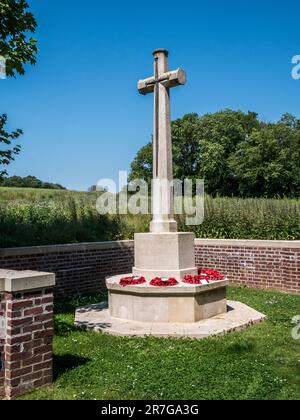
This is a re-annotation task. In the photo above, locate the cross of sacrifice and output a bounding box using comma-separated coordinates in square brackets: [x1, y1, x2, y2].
[138, 49, 186, 234]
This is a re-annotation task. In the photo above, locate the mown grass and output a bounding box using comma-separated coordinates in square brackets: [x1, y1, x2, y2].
[20, 287, 300, 401]
[0, 188, 300, 247]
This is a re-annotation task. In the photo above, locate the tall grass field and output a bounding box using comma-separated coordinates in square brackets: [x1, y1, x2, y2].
[0, 187, 299, 248]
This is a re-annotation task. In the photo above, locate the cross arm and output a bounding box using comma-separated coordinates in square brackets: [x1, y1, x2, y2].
[138, 68, 187, 95]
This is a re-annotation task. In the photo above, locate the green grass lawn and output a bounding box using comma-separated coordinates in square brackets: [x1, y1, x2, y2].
[20, 287, 300, 401]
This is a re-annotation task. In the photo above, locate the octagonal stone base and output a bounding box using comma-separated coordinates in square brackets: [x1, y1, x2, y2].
[106, 275, 229, 324]
[75, 301, 266, 339]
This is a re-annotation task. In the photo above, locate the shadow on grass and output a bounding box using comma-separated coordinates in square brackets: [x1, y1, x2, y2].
[227, 339, 256, 354]
[53, 354, 91, 381]
[54, 318, 82, 336]
[54, 293, 108, 315]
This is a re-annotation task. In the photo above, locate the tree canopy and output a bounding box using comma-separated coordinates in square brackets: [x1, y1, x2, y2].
[129, 110, 300, 198]
[0, 114, 22, 179]
[0, 0, 37, 77]
[0, 175, 66, 190]
[0, 0, 37, 180]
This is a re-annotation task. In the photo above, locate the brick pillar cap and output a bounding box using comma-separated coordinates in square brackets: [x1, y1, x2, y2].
[0, 270, 55, 293]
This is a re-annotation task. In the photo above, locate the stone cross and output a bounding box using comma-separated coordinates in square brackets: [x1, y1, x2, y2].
[138, 49, 186, 233]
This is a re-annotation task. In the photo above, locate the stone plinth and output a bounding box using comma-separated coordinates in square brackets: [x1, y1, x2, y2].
[133, 233, 198, 281]
[75, 301, 267, 339]
[107, 275, 228, 324]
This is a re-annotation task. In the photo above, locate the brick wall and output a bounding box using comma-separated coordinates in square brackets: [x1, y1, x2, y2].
[0, 242, 134, 299]
[0, 293, 5, 397]
[0, 240, 299, 297]
[0, 269, 55, 400]
[4, 289, 54, 399]
[195, 240, 300, 294]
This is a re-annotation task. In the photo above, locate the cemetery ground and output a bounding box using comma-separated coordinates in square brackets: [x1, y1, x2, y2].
[20, 287, 300, 401]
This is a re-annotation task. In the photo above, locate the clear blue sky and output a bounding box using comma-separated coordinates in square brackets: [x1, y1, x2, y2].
[1, 0, 300, 191]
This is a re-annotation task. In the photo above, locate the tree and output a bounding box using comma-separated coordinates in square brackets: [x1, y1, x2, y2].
[172, 113, 201, 181]
[129, 143, 153, 186]
[0, 0, 37, 180]
[129, 114, 202, 186]
[0, 174, 66, 189]
[0, 114, 22, 179]
[0, 0, 37, 78]
[195, 110, 259, 196]
[229, 123, 300, 198]
[129, 110, 300, 198]
[279, 113, 299, 129]
[129, 110, 260, 196]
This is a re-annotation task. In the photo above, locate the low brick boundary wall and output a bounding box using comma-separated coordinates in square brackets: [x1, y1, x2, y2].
[0, 239, 299, 297]
[0, 242, 134, 299]
[195, 240, 300, 294]
[0, 270, 55, 399]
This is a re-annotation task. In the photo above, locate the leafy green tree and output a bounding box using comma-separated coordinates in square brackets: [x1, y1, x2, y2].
[129, 110, 300, 198]
[129, 110, 260, 196]
[0, 0, 37, 180]
[172, 113, 201, 181]
[196, 110, 260, 196]
[130, 114, 202, 185]
[229, 123, 300, 197]
[0, 114, 22, 179]
[129, 143, 153, 186]
[1, 175, 66, 189]
[0, 0, 37, 77]
[279, 113, 299, 129]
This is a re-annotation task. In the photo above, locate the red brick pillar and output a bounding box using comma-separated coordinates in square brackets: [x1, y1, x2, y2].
[0, 292, 5, 397]
[0, 270, 55, 399]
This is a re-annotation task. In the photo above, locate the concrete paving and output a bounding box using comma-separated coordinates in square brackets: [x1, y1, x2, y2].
[75, 301, 266, 339]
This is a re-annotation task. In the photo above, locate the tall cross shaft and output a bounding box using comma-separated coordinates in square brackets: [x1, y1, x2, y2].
[138, 49, 186, 233]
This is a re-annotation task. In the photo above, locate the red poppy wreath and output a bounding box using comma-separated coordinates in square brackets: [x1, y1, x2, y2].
[119, 276, 147, 287]
[150, 278, 179, 287]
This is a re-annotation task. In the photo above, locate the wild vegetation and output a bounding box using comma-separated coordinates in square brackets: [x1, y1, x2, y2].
[0, 187, 299, 248]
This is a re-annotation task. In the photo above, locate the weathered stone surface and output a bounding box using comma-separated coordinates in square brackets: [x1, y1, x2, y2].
[133, 232, 197, 280]
[138, 68, 186, 95]
[139, 49, 187, 234]
[106, 275, 229, 323]
[75, 301, 266, 339]
[0, 269, 55, 292]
